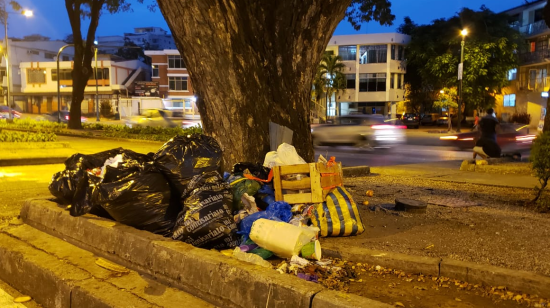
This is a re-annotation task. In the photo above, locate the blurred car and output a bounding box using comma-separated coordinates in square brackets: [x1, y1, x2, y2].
[37, 111, 87, 123]
[312, 115, 406, 148]
[402, 113, 421, 128]
[439, 123, 535, 152]
[437, 114, 457, 126]
[421, 113, 441, 126]
[0, 106, 21, 119]
[125, 109, 177, 128]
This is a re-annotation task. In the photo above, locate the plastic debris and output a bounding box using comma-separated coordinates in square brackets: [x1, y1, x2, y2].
[232, 247, 272, 268]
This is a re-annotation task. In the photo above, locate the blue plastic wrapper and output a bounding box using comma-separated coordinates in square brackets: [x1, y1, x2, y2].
[238, 201, 292, 236]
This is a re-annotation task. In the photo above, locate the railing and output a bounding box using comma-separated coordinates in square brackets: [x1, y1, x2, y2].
[522, 76, 550, 92]
[518, 20, 549, 36]
[519, 48, 550, 64]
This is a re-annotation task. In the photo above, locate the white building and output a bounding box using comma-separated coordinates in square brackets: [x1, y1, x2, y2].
[18, 55, 150, 114]
[1, 39, 74, 102]
[325, 33, 410, 118]
[98, 27, 176, 53]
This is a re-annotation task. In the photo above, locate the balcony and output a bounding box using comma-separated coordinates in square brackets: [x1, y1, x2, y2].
[519, 76, 550, 92]
[519, 49, 550, 65]
[516, 20, 549, 37]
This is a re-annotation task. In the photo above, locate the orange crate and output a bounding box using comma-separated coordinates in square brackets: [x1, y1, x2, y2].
[272, 162, 343, 204]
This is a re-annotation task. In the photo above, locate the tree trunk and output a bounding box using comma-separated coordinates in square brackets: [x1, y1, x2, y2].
[157, 0, 351, 168]
[65, 0, 104, 129]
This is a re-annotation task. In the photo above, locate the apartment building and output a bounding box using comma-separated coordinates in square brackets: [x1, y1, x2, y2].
[503, 0, 548, 129]
[18, 55, 150, 114]
[324, 33, 410, 118]
[1, 39, 74, 105]
[144, 49, 197, 117]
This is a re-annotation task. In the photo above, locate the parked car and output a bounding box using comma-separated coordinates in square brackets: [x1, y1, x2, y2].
[0, 106, 21, 119]
[37, 111, 87, 123]
[311, 115, 406, 148]
[125, 109, 177, 128]
[437, 114, 455, 126]
[421, 113, 441, 126]
[439, 123, 535, 152]
[402, 113, 421, 128]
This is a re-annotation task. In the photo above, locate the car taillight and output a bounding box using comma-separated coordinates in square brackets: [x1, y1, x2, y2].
[459, 138, 474, 141]
[65, 115, 69, 120]
[371, 124, 406, 130]
[440, 136, 458, 140]
[516, 135, 536, 141]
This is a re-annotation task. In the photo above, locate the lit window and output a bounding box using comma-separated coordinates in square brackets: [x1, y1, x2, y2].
[503, 94, 516, 107]
[507, 68, 517, 81]
[359, 45, 387, 64]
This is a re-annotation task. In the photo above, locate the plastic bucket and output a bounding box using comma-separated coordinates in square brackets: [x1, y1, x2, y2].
[250, 219, 316, 258]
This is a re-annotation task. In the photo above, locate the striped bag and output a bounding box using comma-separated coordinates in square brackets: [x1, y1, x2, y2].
[310, 186, 364, 237]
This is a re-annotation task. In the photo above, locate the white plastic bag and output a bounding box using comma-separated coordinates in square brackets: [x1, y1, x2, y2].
[277, 143, 306, 165]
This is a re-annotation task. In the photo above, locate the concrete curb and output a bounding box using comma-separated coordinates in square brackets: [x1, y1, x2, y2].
[0, 157, 67, 166]
[342, 166, 370, 177]
[20, 198, 392, 308]
[322, 245, 550, 299]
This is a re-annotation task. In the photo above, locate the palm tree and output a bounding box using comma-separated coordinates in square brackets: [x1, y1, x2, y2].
[312, 67, 326, 121]
[319, 54, 346, 118]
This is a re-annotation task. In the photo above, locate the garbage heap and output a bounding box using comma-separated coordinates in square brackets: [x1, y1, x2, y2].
[48, 134, 365, 286]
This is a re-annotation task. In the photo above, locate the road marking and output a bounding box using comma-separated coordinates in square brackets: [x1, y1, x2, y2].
[0, 288, 27, 308]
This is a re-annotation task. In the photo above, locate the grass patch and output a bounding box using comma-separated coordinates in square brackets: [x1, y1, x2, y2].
[0, 130, 58, 142]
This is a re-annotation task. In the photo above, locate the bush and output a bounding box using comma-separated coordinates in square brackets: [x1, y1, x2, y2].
[0, 130, 57, 142]
[511, 112, 531, 125]
[0, 118, 67, 132]
[100, 100, 112, 117]
[529, 132, 550, 212]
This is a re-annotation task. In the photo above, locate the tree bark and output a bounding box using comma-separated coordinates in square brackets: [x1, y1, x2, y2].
[157, 0, 351, 168]
[65, 0, 105, 129]
[544, 96, 550, 133]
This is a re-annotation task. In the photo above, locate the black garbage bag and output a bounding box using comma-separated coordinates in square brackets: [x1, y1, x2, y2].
[231, 163, 271, 182]
[153, 134, 222, 196]
[172, 171, 240, 250]
[91, 162, 179, 236]
[64, 148, 153, 171]
[69, 169, 113, 218]
[48, 169, 78, 205]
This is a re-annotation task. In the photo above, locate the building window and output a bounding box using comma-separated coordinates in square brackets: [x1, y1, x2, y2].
[62, 56, 70, 61]
[51, 69, 72, 81]
[397, 73, 402, 89]
[28, 69, 46, 84]
[398, 45, 404, 60]
[503, 94, 516, 107]
[390, 73, 395, 89]
[345, 74, 355, 89]
[359, 45, 387, 64]
[152, 65, 159, 77]
[338, 45, 357, 61]
[93, 68, 109, 80]
[169, 76, 188, 91]
[168, 55, 185, 68]
[359, 73, 386, 92]
[27, 50, 39, 55]
[507, 68, 517, 81]
[535, 8, 544, 22]
[391, 45, 396, 60]
[45, 53, 56, 60]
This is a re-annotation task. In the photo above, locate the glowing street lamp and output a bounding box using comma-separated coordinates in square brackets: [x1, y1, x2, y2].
[457, 28, 468, 132]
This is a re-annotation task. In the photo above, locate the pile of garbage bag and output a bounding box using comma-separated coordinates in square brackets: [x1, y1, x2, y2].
[49, 139, 365, 279]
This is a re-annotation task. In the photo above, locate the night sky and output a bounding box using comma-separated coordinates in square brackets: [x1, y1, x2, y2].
[9, 0, 526, 41]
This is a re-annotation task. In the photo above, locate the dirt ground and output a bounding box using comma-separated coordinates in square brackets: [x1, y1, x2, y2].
[320, 174, 550, 278]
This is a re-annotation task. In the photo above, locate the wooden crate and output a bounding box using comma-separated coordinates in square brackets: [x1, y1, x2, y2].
[272, 162, 343, 204]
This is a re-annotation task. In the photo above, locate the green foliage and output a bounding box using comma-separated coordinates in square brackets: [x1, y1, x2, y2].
[318, 54, 347, 117]
[510, 112, 531, 125]
[433, 87, 459, 110]
[530, 132, 550, 211]
[100, 100, 113, 117]
[0, 118, 67, 132]
[0, 130, 57, 142]
[346, 0, 395, 30]
[401, 7, 522, 114]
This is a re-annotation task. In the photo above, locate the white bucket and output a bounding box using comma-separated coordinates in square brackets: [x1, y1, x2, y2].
[250, 219, 317, 258]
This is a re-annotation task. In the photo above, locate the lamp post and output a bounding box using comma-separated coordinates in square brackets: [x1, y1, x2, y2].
[457, 29, 468, 132]
[2, 2, 33, 119]
[56, 44, 74, 123]
[94, 41, 99, 122]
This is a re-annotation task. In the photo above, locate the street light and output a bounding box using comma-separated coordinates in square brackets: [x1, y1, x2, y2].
[56, 44, 74, 123]
[457, 28, 468, 132]
[3, 2, 33, 119]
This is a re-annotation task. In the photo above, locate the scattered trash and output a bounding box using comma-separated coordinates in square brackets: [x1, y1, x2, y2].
[13, 296, 32, 303]
[297, 272, 319, 283]
[366, 190, 374, 197]
[238, 201, 292, 237]
[425, 244, 435, 250]
[250, 219, 317, 258]
[301, 240, 322, 260]
[362, 200, 369, 206]
[232, 247, 272, 268]
[95, 257, 129, 273]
